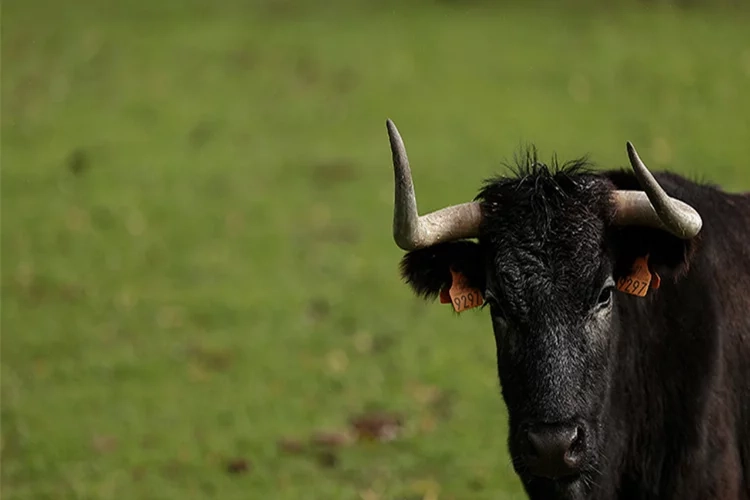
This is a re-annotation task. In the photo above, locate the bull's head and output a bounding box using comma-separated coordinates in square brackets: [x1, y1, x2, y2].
[386, 119, 702, 499]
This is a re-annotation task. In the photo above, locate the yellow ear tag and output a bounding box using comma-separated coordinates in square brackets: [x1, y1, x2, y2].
[444, 269, 484, 312]
[616, 255, 657, 297]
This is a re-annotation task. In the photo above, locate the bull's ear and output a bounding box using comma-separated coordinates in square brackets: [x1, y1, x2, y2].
[399, 241, 485, 300]
[608, 226, 697, 284]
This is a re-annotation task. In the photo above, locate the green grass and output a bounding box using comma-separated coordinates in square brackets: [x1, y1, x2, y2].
[2, 1, 749, 498]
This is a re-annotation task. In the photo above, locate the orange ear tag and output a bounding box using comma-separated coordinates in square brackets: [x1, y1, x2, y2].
[616, 255, 654, 297]
[444, 269, 484, 312]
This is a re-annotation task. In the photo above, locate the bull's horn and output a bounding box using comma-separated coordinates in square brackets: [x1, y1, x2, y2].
[612, 142, 702, 239]
[387, 119, 482, 251]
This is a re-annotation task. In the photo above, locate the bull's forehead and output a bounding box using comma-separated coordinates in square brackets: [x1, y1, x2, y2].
[481, 190, 607, 322]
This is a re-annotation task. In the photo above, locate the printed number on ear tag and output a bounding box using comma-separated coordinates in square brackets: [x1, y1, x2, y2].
[616, 255, 653, 297]
[447, 269, 484, 312]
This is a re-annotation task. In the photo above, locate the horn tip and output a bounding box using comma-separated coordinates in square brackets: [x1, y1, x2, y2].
[386, 119, 404, 153]
[625, 141, 642, 166]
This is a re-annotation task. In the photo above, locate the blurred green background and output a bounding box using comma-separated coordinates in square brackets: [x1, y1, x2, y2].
[2, 0, 749, 498]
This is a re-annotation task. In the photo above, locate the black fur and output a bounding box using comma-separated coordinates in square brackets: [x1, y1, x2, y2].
[399, 241, 484, 301]
[398, 148, 750, 500]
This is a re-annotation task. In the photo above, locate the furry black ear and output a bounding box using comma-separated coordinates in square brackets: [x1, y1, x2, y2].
[399, 241, 485, 300]
[603, 169, 698, 285]
[608, 226, 696, 285]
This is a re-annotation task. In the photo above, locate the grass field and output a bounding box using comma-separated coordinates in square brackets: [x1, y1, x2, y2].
[2, 0, 749, 498]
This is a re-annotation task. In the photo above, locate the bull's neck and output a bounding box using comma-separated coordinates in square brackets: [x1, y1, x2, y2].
[603, 266, 721, 494]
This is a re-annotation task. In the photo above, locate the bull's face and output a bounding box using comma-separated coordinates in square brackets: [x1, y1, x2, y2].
[480, 183, 617, 497]
[385, 120, 701, 499]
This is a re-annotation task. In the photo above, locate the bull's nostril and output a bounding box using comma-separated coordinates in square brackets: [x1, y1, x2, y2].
[569, 426, 580, 444]
[524, 423, 586, 479]
[568, 426, 583, 450]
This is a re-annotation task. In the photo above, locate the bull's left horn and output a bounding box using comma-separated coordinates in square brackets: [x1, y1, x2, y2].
[611, 142, 702, 239]
[387, 119, 482, 251]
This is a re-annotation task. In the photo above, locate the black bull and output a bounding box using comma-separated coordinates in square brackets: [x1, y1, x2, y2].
[385, 120, 750, 500]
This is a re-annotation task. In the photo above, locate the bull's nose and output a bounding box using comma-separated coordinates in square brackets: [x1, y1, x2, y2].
[525, 424, 584, 478]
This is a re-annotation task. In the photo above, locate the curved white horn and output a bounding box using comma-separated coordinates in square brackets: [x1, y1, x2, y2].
[612, 142, 702, 239]
[387, 119, 482, 251]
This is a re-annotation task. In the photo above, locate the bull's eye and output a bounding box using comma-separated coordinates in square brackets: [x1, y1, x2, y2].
[597, 285, 614, 308]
